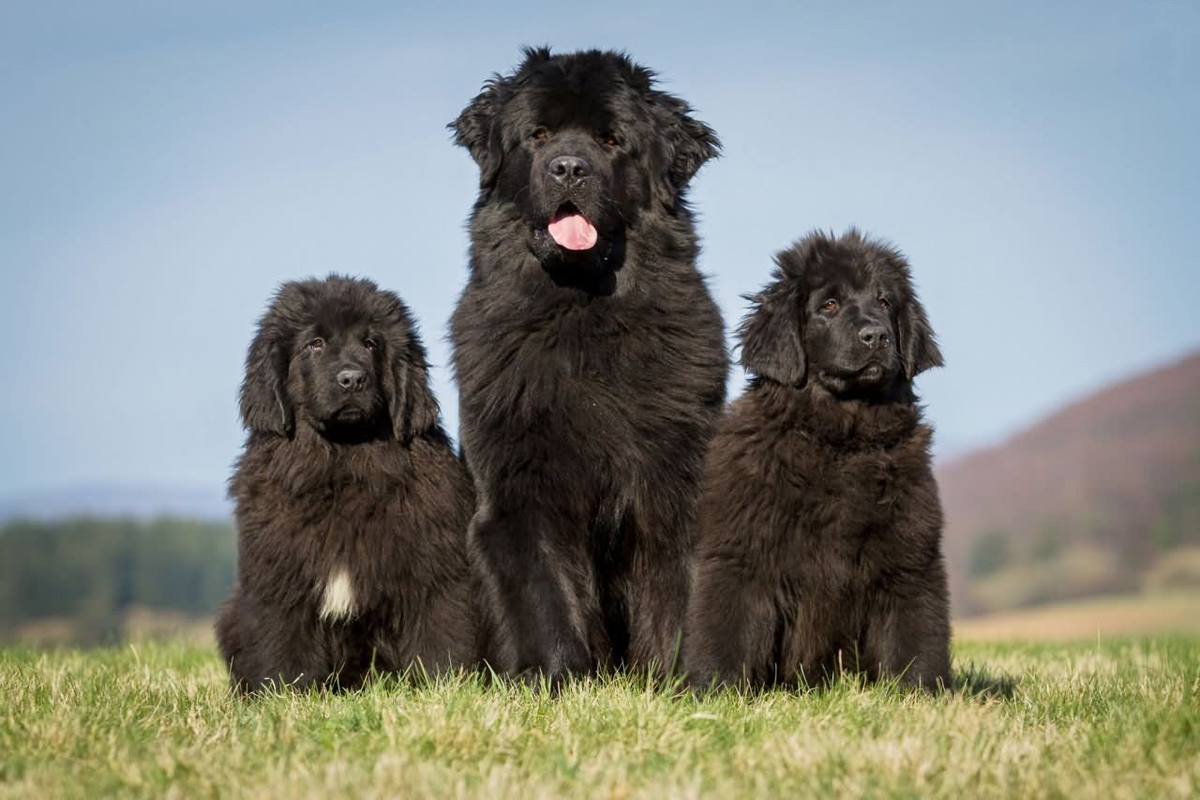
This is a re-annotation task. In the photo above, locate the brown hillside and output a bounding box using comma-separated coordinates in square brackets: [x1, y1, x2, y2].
[938, 351, 1200, 615]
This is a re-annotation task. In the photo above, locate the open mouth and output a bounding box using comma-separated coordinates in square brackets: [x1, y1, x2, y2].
[857, 363, 886, 381]
[547, 202, 598, 251]
[332, 405, 368, 423]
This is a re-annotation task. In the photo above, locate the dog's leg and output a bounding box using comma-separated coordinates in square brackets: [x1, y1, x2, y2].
[679, 552, 780, 691]
[470, 503, 597, 689]
[402, 583, 480, 678]
[622, 517, 691, 677]
[616, 446, 706, 678]
[218, 593, 337, 693]
[861, 561, 952, 691]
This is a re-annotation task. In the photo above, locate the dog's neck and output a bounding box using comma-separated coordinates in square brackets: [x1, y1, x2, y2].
[278, 419, 396, 455]
[251, 423, 409, 498]
[752, 378, 924, 449]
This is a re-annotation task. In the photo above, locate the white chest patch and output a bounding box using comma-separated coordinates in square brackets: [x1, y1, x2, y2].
[319, 568, 357, 622]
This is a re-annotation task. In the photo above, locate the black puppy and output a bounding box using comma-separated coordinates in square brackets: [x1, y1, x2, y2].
[683, 229, 951, 691]
[216, 276, 477, 692]
[449, 48, 728, 684]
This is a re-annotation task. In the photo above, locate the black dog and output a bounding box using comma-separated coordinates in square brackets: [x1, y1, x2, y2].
[683, 229, 951, 691]
[216, 276, 477, 692]
[449, 48, 728, 684]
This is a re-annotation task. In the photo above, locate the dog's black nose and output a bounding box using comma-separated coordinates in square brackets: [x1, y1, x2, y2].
[549, 155, 590, 186]
[336, 368, 367, 392]
[859, 325, 890, 348]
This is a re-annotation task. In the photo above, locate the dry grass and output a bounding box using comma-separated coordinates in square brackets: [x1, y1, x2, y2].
[954, 589, 1200, 640]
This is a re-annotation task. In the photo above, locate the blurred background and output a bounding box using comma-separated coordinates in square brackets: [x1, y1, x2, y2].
[2, 1, 1197, 645]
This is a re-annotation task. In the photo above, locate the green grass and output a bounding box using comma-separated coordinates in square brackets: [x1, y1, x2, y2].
[2, 639, 1198, 798]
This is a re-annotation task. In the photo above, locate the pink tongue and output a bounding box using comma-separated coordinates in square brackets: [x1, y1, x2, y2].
[548, 213, 598, 251]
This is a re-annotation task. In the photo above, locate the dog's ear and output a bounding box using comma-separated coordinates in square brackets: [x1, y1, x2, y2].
[666, 102, 720, 193]
[898, 292, 944, 380]
[389, 360, 440, 445]
[739, 268, 805, 386]
[385, 339, 440, 445]
[450, 79, 504, 188]
[240, 319, 294, 437]
[652, 92, 720, 195]
[620, 56, 719, 201]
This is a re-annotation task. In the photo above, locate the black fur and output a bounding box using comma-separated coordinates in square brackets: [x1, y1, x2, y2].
[216, 276, 477, 692]
[683, 229, 951, 691]
[448, 48, 728, 685]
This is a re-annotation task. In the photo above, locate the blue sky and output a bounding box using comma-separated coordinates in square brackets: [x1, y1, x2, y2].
[1, 1, 1198, 497]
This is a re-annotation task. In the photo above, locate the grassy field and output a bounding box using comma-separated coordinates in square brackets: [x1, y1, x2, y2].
[2, 639, 1198, 798]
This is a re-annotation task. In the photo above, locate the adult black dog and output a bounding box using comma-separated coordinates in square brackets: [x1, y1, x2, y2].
[448, 47, 728, 684]
[216, 276, 477, 692]
[683, 229, 951, 691]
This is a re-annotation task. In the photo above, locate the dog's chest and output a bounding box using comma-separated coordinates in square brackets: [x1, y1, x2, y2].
[318, 568, 358, 622]
[796, 446, 914, 567]
[545, 320, 676, 383]
[274, 498, 405, 619]
[472, 312, 711, 431]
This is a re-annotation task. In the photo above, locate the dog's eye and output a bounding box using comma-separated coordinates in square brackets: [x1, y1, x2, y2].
[879, 296, 891, 310]
[601, 132, 620, 147]
[363, 338, 378, 351]
[308, 338, 325, 351]
[821, 299, 839, 313]
[530, 127, 548, 142]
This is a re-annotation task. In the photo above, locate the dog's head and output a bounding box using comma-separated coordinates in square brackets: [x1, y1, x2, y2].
[240, 275, 439, 443]
[450, 46, 720, 273]
[739, 229, 943, 396]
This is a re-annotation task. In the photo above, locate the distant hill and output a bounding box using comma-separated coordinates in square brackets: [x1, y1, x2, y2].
[938, 351, 1200, 616]
[0, 483, 232, 523]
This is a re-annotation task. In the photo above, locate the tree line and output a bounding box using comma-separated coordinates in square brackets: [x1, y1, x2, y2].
[0, 517, 235, 645]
